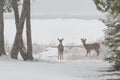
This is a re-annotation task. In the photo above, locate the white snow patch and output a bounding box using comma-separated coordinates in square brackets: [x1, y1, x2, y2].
[2, 19, 120, 80]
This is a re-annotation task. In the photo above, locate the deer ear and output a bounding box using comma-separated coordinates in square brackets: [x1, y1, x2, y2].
[62, 38, 64, 40]
[58, 38, 60, 40]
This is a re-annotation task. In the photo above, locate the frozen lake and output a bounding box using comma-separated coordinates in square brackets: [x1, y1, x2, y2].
[4, 19, 105, 45]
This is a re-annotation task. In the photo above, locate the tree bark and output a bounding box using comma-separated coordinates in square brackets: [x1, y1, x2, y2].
[11, 0, 19, 27]
[0, 0, 6, 56]
[11, 0, 27, 60]
[26, 0, 33, 60]
[11, 0, 33, 60]
[10, 0, 27, 59]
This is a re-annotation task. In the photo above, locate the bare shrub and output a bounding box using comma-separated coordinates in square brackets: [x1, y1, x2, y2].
[32, 43, 49, 54]
[66, 47, 81, 60]
[5, 40, 11, 53]
[67, 53, 81, 60]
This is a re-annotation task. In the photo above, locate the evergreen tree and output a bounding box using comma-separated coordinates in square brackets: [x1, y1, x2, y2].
[93, 0, 120, 70]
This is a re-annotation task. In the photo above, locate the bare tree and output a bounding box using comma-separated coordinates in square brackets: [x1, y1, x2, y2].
[10, 0, 27, 59]
[11, 0, 27, 60]
[26, 0, 33, 60]
[0, 0, 6, 56]
[11, 0, 33, 60]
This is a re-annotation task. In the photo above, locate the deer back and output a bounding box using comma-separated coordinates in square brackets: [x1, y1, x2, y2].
[84, 43, 100, 50]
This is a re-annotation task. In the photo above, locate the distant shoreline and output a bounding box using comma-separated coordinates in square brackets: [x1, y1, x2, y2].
[4, 14, 103, 20]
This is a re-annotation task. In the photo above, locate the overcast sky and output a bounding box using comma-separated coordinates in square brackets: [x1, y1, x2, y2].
[5, 0, 102, 19]
[31, 0, 101, 16]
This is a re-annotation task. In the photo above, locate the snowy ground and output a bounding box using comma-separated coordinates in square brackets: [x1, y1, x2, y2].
[0, 55, 120, 80]
[1, 46, 120, 80]
[1, 19, 120, 80]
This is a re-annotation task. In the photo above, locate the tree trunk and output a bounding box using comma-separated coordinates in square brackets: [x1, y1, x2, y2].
[11, 0, 33, 60]
[10, 0, 27, 59]
[26, 0, 33, 60]
[0, 0, 6, 56]
[11, 0, 19, 27]
[11, 0, 27, 60]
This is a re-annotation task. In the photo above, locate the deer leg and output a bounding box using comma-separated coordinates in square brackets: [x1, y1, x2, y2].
[86, 51, 89, 57]
[58, 54, 59, 60]
[89, 51, 91, 56]
[62, 52, 63, 60]
[95, 49, 99, 56]
[58, 51, 60, 60]
[60, 53, 62, 60]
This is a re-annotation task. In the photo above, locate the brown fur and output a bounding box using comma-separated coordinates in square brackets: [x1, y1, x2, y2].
[58, 38, 64, 60]
[81, 38, 100, 56]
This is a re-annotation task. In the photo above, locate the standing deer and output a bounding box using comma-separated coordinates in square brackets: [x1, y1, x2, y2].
[81, 38, 100, 56]
[58, 38, 64, 60]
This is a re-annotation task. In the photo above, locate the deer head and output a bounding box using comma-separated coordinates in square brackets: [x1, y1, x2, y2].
[58, 38, 64, 44]
[81, 38, 87, 44]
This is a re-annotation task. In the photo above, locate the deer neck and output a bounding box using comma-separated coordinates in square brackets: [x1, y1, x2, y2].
[83, 42, 86, 47]
[59, 43, 63, 45]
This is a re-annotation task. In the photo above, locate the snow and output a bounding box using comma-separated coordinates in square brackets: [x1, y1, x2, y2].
[2, 19, 120, 80]
[0, 55, 120, 80]
[117, 47, 120, 51]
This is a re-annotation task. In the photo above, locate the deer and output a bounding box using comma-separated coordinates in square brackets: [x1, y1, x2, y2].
[81, 38, 100, 56]
[57, 38, 64, 60]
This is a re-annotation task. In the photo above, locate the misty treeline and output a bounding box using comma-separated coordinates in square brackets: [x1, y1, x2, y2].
[93, 0, 120, 70]
[0, 0, 33, 60]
